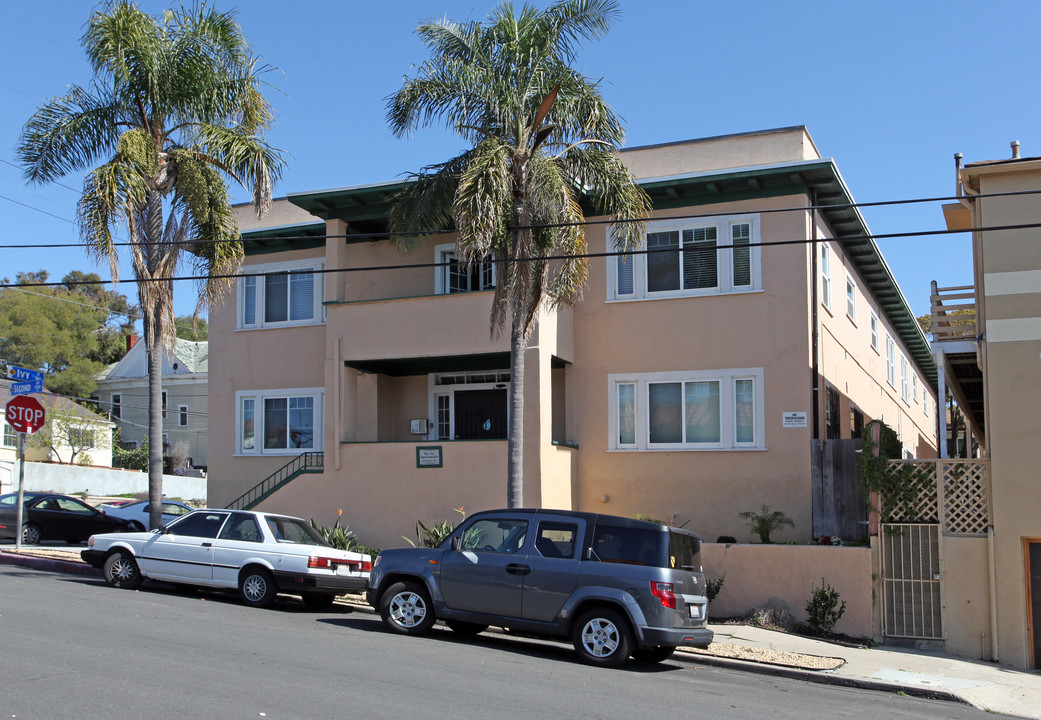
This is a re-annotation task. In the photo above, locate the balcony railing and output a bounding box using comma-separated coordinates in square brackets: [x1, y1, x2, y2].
[929, 281, 977, 342]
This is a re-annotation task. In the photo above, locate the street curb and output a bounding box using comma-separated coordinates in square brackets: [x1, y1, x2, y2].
[0, 551, 102, 577]
[677, 650, 966, 704]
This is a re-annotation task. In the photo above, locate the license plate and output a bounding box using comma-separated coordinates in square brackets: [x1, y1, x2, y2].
[688, 604, 702, 619]
[335, 565, 349, 576]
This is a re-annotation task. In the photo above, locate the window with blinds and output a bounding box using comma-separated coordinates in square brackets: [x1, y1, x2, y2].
[609, 215, 760, 300]
[238, 260, 324, 329]
[610, 369, 763, 451]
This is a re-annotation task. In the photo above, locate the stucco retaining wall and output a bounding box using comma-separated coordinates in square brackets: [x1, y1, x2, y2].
[702, 542, 873, 639]
[10, 461, 206, 502]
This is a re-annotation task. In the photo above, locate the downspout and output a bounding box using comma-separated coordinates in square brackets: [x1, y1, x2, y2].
[988, 525, 999, 661]
[810, 187, 820, 441]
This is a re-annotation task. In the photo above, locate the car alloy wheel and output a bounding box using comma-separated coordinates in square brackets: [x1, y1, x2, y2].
[379, 580, 436, 635]
[21, 523, 41, 545]
[573, 608, 633, 668]
[239, 568, 276, 608]
[103, 551, 143, 590]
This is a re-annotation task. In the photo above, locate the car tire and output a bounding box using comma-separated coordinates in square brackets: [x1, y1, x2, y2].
[103, 550, 143, 589]
[631, 646, 676, 664]
[572, 608, 633, 668]
[21, 523, 41, 545]
[379, 580, 436, 635]
[445, 620, 488, 638]
[239, 567, 276, 608]
[301, 593, 337, 610]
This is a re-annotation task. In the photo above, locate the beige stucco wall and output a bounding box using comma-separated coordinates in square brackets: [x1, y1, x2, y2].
[941, 536, 993, 660]
[964, 161, 1041, 668]
[621, 126, 821, 181]
[702, 543, 873, 638]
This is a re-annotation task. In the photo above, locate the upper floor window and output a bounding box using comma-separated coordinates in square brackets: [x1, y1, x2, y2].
[609, 215, 760, 301]
[820, 243, 832, 311]
[609, 368, 764, 451]
[886, 335, 896, 387]
[111, 393, 122, 420]
[435, 244, 496, 294]
[179, 405, 189, 427]
[238, 259, 325, 329]
[869, 309, 879, 352]
[845, 271, 857, 323]
[912, 375, 919, 404]
[900, 355, 910, 403]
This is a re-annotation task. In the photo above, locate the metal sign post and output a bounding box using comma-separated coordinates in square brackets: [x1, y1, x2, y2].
[15, 433, 26, 551]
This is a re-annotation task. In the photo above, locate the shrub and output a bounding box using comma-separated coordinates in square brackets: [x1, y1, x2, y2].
[309, 510, 380, 557]
[404, 507, 467, 548]
[805, 578, 847, 635]
[738, 504, 794, 543]
[706, 574, 725, 602]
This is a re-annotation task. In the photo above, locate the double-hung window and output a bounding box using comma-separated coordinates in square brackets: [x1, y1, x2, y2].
[236, 388, 323, 455]
[238, 259, 325, 329]
[609, 369, 764, 451]
[869, 309, 879, 352]
[178, 405, 189, 427]
[885, 335, 896, 388]
[435, 244, 496, 294]
[2, 421, 16, 448]
[610, 215, 760, 300]
[900, 355, 910, 403]
[845, 271, 857, 323]
[820, 243, 832, 311]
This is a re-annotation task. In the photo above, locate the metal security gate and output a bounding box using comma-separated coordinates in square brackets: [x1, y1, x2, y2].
[881, 523, 945, 639]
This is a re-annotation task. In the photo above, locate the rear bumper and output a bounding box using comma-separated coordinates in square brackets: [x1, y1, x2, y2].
[272, 570, 368, 595]
[638, 626, 714, 649]
[80, 549, 106, 569]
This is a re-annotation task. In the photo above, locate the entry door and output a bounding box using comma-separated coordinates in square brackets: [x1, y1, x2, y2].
[453, 389, 507, 439]
[1029, 541, 1041, 669]
[880, 523, 944, 639]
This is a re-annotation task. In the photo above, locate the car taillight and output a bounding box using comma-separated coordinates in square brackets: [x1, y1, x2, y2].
[308, 556, 335, 569]
[360, 560, 372, 572]
[650, 581, 676, 609]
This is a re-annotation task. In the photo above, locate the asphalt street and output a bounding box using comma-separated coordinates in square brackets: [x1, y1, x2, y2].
[0, 565, 1009, 720]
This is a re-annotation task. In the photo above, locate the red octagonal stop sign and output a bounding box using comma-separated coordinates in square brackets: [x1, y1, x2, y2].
[5, 395, 46, 434]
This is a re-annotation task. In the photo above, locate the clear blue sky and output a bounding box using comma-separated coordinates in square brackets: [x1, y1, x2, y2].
[2, 0, 1038, 323]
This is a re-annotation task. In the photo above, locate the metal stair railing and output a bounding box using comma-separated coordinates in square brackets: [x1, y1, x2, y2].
[226, 451, 325, 511]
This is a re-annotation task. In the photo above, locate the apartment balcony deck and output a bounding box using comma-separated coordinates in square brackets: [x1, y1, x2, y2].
[930, 282, 985, 446]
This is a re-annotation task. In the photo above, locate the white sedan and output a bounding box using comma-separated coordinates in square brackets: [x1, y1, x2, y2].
[99, 499, 194, 530]
[82, 509, 371, 609]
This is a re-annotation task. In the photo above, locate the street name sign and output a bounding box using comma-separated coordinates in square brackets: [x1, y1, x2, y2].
[5, 395, 46, 434]
[6, 365, 44, 384]
[10, 379, 45, 396]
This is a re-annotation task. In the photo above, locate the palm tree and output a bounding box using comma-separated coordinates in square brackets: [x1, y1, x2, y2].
[18, 1, 284, 529]
[387, 0, 650, 508]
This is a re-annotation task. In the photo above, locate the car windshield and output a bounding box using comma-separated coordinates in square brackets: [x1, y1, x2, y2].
[264, 516, 330, 546]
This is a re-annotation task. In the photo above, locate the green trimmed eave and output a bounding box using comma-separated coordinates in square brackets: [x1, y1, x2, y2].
[634, 160, 936, 389]
[344, 352, 568, 377]
[288, 180, 411, 243]
[240, 221, 327, 256]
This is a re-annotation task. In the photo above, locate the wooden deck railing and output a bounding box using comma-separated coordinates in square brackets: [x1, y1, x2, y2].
[930, 281, 977, 341]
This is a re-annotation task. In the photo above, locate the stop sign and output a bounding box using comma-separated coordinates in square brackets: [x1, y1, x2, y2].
[5, 395, 46, 434]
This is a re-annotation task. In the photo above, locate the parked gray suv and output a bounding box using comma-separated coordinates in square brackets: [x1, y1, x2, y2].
[366, 509, 712, 667]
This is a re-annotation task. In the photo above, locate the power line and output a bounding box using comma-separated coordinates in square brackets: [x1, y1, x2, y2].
[0, 219, 1023, 293]
[0, 186, 1034, 251]
[0, 157, 81, 193]
[0, 192, 75, 224]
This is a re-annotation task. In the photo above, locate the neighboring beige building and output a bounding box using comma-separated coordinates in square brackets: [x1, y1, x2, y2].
[92, 337, 209, 470]
[206, 126, 937, 553]
[937, 142, 1041, 668]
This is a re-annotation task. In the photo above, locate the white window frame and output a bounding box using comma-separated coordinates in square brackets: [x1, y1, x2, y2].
[869, 309, 880, 352]
[434, 243, 496, 295]
[426, 371, 511, 440]
[607, 214, 761, 301]
[236, 258, 326, 330]
[2, 421, 17, 448]
[607, 368, 765, 451]
[900, 354, 910, 403]
[235, 388, 324, 455]
[886, 334, 896, 388]
[111, 393, 122, 420]
[820, 243, 832, 312]
[178, 404, 189, 427]
[845, 270, 857, 324]
[162, 390, 168, 420]
[912, 375, 919, 404]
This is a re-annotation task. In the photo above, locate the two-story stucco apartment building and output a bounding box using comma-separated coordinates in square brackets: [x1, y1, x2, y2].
[206, 126, 937, 549]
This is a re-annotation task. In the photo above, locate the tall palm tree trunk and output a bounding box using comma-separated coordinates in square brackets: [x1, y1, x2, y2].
[507, 315, 525, 509]
[147, 320, 164, 529]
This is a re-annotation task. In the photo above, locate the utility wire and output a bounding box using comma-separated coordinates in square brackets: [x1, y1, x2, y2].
[0, 220, 1026, 292]
[0, 186, 1033, 250]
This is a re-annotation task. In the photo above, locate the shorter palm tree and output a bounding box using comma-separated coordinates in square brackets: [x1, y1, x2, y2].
[738, 505, 795, 543]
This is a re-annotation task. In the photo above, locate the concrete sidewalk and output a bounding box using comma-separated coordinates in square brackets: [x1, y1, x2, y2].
[3, 545, 1039, 718]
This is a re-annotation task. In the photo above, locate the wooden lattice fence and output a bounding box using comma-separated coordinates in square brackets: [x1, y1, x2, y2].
[882, 459, 989, 535]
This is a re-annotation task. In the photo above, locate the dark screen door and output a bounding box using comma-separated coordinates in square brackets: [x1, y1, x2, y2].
[453, 389, 507, 439]
[1030, 542, 1041, 668]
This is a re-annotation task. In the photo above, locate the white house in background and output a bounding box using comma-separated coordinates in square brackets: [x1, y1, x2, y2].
[93, 337, 209, 470]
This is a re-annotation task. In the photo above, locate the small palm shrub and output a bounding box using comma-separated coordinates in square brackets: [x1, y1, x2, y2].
[805, 578, 847, 635]
[404, 507, 467, 548]
[706, 574, 725, 602]
[310, 510, 379, 557]
[738, 504, 795, 543]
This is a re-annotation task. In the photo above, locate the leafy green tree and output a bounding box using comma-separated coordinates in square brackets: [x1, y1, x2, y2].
[175, 314, 208, 341]
[0, 270, 138, 396]
[387, 0, 650, 508]
[26, 399, 112, 466]
[18, 1, 284, 529]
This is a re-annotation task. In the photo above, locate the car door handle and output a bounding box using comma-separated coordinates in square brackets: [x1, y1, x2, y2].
[201, 542, 212, 547]
[505, 563, 531, 575]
